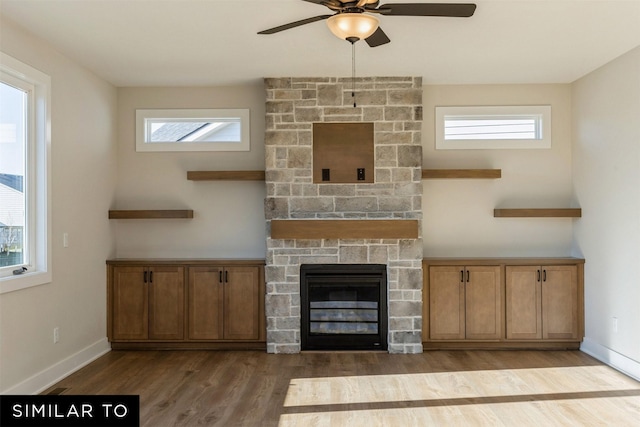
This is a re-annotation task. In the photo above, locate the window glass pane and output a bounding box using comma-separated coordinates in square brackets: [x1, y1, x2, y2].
[444, 117, 539, 140]
[146, 118, 241, 143]
[0, 81, 26, 268]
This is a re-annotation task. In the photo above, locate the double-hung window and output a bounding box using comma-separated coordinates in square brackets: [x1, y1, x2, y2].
[0, 52, 51, 293]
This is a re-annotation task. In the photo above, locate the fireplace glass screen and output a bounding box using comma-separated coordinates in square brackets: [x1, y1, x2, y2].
[309, 284, 379, 334]
[301, 264, 387, 350]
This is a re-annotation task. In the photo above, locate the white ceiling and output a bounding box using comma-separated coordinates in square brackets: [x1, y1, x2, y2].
[1, 0, 639, 87]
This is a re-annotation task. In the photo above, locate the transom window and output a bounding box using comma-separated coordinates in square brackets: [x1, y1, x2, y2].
[136, 109, 250, 152]
[435, 105, 551, 149]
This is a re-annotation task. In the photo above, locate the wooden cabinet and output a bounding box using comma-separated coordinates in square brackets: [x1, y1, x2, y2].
[107, 259, 265, 350]
[188, 265, 261, 341]
[188, 266, 223, 340]
[504, 266, 541, 339]
[423, 258, 584, 350]
[429, 265, 501, 341]
[224, 266, 262, 340]
[506, 265, 579, 340]
[111, 265, 184, 341]
[111, 266, 148, 340]
[542, 265, 580, 339]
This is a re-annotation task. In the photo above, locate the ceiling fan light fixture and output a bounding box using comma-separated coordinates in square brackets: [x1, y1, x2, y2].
[327, 13, 379, 41]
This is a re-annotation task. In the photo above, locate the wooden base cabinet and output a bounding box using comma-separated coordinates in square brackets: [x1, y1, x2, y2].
[506, 265, 580, 340]
[108, 260, 265, 350]
[111, 265, 185, 341]
[423, 258, 584, 350]
[429, 265, 502, 341]
[188, 265, 262, 341]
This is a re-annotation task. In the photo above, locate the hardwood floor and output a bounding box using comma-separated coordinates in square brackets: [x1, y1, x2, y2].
[43, 350, 640, 426]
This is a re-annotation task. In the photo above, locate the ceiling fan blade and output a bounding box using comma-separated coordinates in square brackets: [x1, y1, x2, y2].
[365, 27, 391, 47]
[301, 0, 343, 8]
[258, 15, 333, 35]
[379, 3, 476, 17]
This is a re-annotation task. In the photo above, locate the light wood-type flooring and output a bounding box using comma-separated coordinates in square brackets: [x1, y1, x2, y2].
[43, 350, 640, 426]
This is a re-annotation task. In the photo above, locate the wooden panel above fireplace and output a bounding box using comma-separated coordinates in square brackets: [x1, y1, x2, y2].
[312, 122, 374, 184]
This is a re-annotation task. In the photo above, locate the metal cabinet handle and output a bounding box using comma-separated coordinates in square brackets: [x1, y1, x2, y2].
[466, 270, 470, 283]
[537, 269, 541, 282]
[143, 271, 147, 283]
[460, 270, 464, 283]
[219, 271, 223, 283]
[149, 271, 153, 283]
[543, 270, 547, 282]
[225, 271, 229, 283]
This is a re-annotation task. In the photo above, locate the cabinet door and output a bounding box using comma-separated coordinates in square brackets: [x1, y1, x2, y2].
[148, 266, 185, 340]
[224, 266, 261, 340]
[112, 266, 148, 340]
[429, 266, 465, 340]
[465, 266, 502, 340]
[188, 266, 224, 340]
[505, 266, 542, 339]
[542, 265, 578, 339]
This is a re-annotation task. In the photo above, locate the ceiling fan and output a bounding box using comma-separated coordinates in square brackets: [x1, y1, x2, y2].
[258, 0, 477, 47]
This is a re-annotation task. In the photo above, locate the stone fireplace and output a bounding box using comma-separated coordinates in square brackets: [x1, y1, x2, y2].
[264, 77, 423, 354]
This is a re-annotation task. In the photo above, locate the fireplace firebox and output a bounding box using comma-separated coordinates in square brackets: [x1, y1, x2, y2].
[300, 264, 387, 351]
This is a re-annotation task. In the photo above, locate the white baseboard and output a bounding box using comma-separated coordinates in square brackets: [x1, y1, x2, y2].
[581, 337, 640, 382]
[2, 338, 111, 395]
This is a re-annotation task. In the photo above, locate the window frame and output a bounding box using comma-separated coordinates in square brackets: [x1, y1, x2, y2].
[135, 108, 250, 152]
[0, 52, 52, 293]
[435, 105, 552, 150]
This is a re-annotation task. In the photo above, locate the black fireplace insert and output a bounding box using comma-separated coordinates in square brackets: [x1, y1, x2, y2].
[300, 264, 387, 351]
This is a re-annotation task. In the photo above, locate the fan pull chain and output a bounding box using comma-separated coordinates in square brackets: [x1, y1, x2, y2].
[351, 40, 357, 108]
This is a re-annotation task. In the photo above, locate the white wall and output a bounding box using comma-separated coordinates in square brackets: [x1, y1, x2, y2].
[115, 83, 575, 261]
[422, 84, 575, 257]
[0, 18, 117, 393]
[572, 46, 640, 379]
[114, 87, 266, 259]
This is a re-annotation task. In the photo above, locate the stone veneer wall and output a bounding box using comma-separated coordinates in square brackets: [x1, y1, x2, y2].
[264, 77, 423, 354]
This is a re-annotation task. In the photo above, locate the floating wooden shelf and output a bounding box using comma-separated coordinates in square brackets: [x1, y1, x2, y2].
[494, 208, 582, 218]
[422, 169, 502, 179]
[109, 210, 194, 219]
[270, 219, 419, 240]
[186, 169, 502, 181]
[187, 171, 265, 181]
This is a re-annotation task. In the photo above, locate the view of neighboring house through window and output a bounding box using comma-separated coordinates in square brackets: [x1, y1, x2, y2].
[0, 80, 27, 269]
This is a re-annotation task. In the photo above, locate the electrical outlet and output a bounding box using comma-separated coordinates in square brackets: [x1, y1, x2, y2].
[612, 317, 618, 333]
[53, 327, 60, 343]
